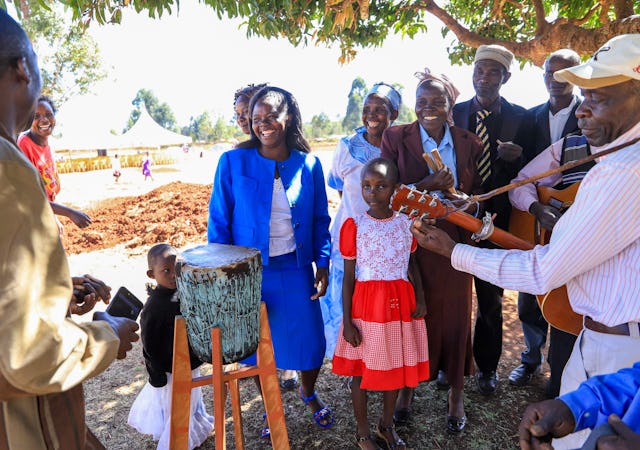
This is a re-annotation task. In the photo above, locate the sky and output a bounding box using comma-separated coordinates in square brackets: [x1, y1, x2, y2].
[16, 3, 551, 147]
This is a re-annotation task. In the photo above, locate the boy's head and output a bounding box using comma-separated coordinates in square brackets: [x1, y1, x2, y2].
[147, 244, 178, 289]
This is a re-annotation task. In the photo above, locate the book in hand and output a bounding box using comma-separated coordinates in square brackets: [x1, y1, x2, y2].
[105, 286, 143, 320]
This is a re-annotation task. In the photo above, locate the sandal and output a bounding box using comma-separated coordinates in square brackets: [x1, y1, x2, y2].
[375, 422, 407, 450]
[261, 412, 271, 441]
[299, 387, 335, 429]
[280, 372, 299, 391]
[356, 433, 383, 450]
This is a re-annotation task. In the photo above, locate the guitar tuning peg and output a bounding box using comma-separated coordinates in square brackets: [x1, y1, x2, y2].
[410, 208, 419, 217]
[407, 191, 415, 200]
[428, 198, 438, 207]
[420, 212, 431, 220]
[399, 205, 408, 213]
[418, 194, 427, 203]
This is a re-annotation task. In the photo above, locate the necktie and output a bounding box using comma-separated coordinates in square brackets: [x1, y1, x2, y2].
[476, 109, 492, 183]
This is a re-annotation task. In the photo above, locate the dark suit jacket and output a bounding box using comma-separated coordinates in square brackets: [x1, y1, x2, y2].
[518, 96, 581, 163]
[453, 97, 527, 230]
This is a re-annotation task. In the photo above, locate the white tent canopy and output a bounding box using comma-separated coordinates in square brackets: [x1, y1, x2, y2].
[51, 106, 192, 151]
[112, 107, 192, 149]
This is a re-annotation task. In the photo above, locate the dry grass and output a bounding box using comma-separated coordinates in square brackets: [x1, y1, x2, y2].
[85, 290, 549, 450]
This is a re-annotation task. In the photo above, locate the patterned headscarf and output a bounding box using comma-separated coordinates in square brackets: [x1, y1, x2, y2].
[366, 82, 402, 114]
[414, 68, 460, 126]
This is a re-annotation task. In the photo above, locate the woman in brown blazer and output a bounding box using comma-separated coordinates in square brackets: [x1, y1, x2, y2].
[381, 69, 483, 433]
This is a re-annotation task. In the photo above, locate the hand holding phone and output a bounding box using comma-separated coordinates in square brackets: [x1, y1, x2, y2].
[105, 287, 143, 320]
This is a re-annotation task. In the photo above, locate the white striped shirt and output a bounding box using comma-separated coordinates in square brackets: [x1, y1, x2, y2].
[453, 122, 640, 327]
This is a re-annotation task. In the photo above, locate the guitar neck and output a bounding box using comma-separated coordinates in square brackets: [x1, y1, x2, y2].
[446, 210, 534, 251]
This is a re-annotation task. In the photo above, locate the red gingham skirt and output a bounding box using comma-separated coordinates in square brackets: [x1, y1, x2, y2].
[332, 279, 430, 390]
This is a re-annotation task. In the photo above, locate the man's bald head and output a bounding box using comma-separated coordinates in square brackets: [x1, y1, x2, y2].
[0, 9, 42, 139]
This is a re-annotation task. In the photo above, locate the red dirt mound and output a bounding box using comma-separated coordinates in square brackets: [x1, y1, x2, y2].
[61, 182, 212, 254]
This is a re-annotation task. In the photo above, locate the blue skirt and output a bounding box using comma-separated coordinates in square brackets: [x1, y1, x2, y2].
[243, 252, 326, 370]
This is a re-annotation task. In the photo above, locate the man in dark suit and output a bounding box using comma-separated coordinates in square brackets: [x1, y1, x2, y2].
[453, 44, 527, 395]
[508, 49, 582, 392]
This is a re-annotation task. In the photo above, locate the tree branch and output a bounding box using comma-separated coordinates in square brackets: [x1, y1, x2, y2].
[417, 0, 640, 66]
[570, 3, 602, 26]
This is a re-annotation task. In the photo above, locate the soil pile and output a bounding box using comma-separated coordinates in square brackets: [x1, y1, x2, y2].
[61, 181, 212, 254]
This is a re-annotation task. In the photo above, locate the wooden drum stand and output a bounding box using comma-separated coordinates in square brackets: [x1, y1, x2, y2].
[169, 303, 289, 449]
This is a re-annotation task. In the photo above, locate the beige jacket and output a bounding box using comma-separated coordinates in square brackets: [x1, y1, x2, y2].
[0, 137, 119, 449]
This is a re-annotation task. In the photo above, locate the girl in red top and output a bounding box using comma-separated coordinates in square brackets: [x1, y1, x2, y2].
[332, 158, 429, 450]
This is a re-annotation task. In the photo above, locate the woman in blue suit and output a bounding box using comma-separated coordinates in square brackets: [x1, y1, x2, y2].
[208, 86, 334, 430]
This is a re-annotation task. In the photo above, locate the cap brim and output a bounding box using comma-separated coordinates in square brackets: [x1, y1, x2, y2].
[554, 65, 632, 89]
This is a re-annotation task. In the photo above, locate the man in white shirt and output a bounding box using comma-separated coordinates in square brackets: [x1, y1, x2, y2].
[411, 34, 640, 450]
[508, 50, 587, 396]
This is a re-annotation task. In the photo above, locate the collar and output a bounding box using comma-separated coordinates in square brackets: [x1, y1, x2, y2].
[419, 123, 453, 151]
[471, 96, 502, 115]
[550, 96, 578, 118]
[591, 121, 640, 155]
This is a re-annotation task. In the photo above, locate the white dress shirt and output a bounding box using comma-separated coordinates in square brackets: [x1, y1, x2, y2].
[453, 121, 640, 326]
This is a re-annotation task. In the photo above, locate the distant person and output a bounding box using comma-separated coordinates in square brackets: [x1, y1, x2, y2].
[112, 153, 122, 182]
[452, 44, 528, 396]
[128, 244, 213, 449]
[332, 158, 428, 450]
[208, 86, 334, 437]
[519, 361, 640, 450]
[17, 95, 92, 231]
[0, 11, 139, 448]
[323, 81, 401, 359]
[233, 83, 268, 135]
[142, 151, 154, 181]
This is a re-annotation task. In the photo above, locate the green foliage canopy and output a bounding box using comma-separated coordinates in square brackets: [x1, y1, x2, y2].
[4, 1, 638, 66]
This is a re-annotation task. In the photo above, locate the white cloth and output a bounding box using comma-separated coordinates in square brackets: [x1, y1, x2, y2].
[508, 138, 564, 212]
[453, 121, 640, 326]
[348, 213, 414, 282]
[128, 369, 213, 450]
[549, 96, 578, 143]
[268, 177, 296, 257]
[552, 329, 640, 449]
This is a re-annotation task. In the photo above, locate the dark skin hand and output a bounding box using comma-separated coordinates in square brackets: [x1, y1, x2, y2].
[497, 139, 523, 162]
[311, 266, 328, 300]
[93, 311, 140, 359]
[597, 415, 640, 450]
[518, 399, 576, 449]
[410, 218, 456, 259]
[69, 274, 112, 316]
[529, 201, 561, 231]
[416, 168, 454, 192]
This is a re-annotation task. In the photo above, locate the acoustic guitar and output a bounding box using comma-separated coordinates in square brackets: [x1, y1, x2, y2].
[508, 182, 581, 245]
[392, 185, 582, 335]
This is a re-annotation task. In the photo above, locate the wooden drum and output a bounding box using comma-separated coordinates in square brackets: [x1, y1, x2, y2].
[175, 243, 262, 364]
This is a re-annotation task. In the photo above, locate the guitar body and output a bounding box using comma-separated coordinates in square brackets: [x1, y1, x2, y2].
[393, 184, 583, 336]
[539, 286, 583, 336]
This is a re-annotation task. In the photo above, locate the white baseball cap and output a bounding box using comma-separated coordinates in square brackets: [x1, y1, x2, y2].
[554, 34, 640, 88]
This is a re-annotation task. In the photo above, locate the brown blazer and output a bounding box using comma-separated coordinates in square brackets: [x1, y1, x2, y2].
[380, 121, 484, 386]
[381, 121, 483, 201]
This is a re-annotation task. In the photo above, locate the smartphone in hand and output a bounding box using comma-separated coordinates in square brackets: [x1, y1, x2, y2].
[105, 287, 143, 320]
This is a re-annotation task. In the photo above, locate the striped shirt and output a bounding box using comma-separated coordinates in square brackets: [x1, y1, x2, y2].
[453, 121, 640, 327]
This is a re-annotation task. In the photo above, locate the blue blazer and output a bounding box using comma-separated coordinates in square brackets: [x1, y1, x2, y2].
[208, 147, 331, 268]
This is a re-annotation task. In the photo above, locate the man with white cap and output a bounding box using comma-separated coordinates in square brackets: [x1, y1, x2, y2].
[453, 44, 528, 396]
[412, 33, 640, 449]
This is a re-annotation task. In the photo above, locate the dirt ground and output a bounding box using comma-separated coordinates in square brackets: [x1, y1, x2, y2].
[59, 153, 549, 450]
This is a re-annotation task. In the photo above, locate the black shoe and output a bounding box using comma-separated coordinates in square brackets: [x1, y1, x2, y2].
[476, 370, 498, 396]
[508, 364, 539, 386]
[446, 415, 467, 433]
[435, 370, 450, 390]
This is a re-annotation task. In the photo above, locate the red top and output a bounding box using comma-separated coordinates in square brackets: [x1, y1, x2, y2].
[17, 133, 60, 201]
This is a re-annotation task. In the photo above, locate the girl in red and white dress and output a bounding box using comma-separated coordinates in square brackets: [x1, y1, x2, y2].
[332, 157, 429, 450]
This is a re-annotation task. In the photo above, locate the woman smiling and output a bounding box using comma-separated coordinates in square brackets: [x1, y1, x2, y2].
[381, 69, 484, 433]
